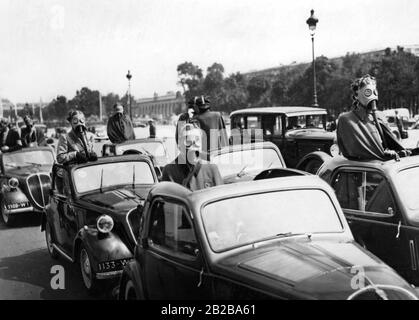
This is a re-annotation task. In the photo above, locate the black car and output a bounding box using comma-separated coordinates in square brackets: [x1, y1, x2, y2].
[0, 147, 54, 226]
[318, 154, 419, 286]
[119, 176, 417, 300]
[42, 155, 158, 293]
[229, 106, 336, 173]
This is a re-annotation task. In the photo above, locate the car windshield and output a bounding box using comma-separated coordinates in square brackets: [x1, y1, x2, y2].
[211, 148, 283, 177]
[117, 142, 166, 158]
[3, 150, 54, 171]
[73, 161, 155, 194]
[394, 166, 419, 224]
[286, 115, 324, 130]
[201, 189, 343, 252]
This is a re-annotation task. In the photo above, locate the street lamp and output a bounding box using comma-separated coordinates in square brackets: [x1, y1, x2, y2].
[306, 9, 319, 107]
[126, 70, 132, 120]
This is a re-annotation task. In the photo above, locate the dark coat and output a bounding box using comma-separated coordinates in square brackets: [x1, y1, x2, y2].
[195, 110, 228, 153]
[4, 128, 22, 152]
[162, 155, 223, 191]
[21, 127, 38, 147]
[107, 113, 135, 144]
[337, 107, 404, 161]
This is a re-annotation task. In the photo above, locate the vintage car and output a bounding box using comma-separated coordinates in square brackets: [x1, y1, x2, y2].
[229, 106, 336, 174]
[102, 138, 172, 176]
[318, 154, 419, 286]
[42, 155, 158, 293]
[1, 147, 54, 226]
[118, 176, 418, 300]
[208, 141, 294, 184]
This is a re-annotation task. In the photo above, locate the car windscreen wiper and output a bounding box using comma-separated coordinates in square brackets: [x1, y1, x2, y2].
[237, 165, 248, 177]
[252, 232, 307, 246]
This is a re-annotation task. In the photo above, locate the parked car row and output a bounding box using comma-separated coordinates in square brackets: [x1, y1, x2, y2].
[2, 105, 419, 300]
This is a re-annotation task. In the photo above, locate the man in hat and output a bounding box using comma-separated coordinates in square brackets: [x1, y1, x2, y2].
[162, 123, 223, 191]
[337, 74, 407, 161]
[0, 118, 9, 149]
[106, 103, 135, 144]
[21, 115, 38, 148]
[194, 96, 228, 155]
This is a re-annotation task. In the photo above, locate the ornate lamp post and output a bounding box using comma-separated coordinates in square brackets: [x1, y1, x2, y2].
[306, 9, 319, 107]
[126, 70, 132, 119]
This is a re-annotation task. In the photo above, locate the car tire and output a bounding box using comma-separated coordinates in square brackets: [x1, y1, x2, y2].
[79, 243, 103, 294]
[1, 198, 15, 227]
[123, 279, 138, 300]
[45, 221, 59, 259]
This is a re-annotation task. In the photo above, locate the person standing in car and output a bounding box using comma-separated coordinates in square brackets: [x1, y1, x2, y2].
[21, 115, 38, 147]
[107, 103, 135, 144]
[57, 110, 97, 165]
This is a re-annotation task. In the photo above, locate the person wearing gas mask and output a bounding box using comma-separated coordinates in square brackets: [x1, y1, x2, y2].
[337, 74, 407, 161]
[175, 97, 200, 145]
[21, 115, 38, 148]
[56, 110, 97, 165]
[162, 123, 223, 191]
[107, 103, 135, 144]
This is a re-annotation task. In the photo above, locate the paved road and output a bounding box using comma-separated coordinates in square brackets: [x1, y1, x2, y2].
[0, 214, 113, 300]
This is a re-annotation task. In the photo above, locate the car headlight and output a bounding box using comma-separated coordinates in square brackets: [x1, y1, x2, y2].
[96, 215, 114, 233]
[330, 144, 340, 157]
[8, 178, 19, 189]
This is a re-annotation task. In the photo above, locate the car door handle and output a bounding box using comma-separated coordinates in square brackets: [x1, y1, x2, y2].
[396, 220, 402, 239]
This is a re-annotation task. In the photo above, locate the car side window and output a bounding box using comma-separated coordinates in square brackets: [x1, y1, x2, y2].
[148, 200, 198, 257]
[332, 170, 396, 216]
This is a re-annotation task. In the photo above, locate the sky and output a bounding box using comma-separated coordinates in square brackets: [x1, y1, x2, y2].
[1, 0, 419, 103]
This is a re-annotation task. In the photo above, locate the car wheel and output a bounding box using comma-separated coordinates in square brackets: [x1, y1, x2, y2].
[1, 199, 15, 227]
[45, 221, 59, 259]
[305, 159, 323, 174]
[79, 244, 102, 294]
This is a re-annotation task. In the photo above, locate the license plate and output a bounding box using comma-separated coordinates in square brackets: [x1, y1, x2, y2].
[97, 258, 132, 272]
[6, 202, 30, 210]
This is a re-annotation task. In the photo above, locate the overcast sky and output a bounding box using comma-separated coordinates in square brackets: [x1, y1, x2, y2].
[1, 0, 419, 103]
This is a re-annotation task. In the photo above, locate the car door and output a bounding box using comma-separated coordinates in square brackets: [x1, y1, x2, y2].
[54, 170, 79, 254]
[331, 168, 408, 272]
[143, 197, 209, 300]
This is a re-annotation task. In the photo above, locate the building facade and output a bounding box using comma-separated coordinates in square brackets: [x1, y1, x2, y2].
[135, 91, 186, 120]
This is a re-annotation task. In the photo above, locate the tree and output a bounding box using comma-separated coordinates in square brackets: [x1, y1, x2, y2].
[203, 63, 225, 110]
[69, 87, 100, 117]
[177, 62, 204, 100]
[102, 93, 120, 117]
[246, 76, 271, 106]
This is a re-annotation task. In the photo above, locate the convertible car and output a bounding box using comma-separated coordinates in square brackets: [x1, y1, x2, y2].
[102, 138, 173, 178]
[318, 154, 419, 286]
[118, 176, 417, 300]
[42, 155, 158, 293]
[1, 146, 54, 226]
[208, 142, 300, 184]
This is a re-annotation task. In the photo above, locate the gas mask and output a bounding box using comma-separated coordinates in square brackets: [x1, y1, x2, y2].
[71, 113, 86, 133]
[356, 76, 378, 108]
[179, 124, 202, 164]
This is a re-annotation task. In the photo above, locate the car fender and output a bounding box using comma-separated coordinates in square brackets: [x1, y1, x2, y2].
[1, 187, 30, 208]
[120, 260, 145, 299]
[296, 151, 332, 172]
[75, 227, 132, 271]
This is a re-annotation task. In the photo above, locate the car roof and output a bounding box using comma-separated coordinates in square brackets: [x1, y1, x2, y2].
[149, 175, 334, 207]
[2, 146, 54, 155]
[68, 154, 154, 169]
[209, 141, 280, 156]
[230, 106, 327, 117]
[322, 155, 419, 175]
[107, 138, 165, 147]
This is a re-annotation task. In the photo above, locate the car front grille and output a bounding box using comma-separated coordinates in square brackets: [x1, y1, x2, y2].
[26, 173, 51, 210]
